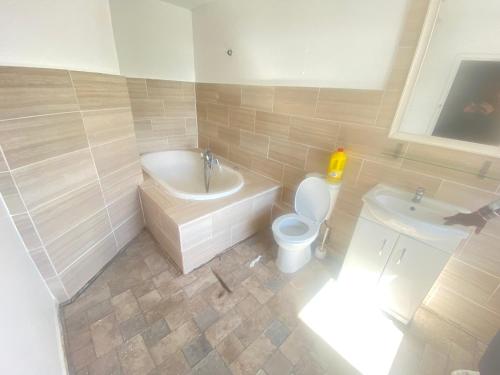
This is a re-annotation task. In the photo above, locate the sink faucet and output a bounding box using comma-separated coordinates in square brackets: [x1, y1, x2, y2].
[412, 187, 425, 203]
[201, 149, 220, 193]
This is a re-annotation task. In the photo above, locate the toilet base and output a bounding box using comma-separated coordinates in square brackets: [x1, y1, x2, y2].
[276, 244, 312, 273]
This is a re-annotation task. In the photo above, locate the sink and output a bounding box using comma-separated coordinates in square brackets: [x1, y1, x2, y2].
[362, 184, 470, 244]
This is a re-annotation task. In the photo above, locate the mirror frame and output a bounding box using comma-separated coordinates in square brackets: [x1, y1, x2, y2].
[389, 0, 500, 158]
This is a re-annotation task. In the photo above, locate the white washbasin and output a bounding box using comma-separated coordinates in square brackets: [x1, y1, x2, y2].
[362, 184, 470, 243]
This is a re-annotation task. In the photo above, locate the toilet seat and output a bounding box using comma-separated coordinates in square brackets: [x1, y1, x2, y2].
[272, 213, 319, 244]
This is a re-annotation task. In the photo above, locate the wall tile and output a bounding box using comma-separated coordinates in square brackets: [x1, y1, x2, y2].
[164, 97, 196, 118]
[216, 84, 241, 106]
[255, 111, 290, 139]
[488, 287, 500, 313]
[92, 137, 140, 178]
[316, 88, 383, 125]
[209, 138, 229, 158]
[0, 112, 88, 169]
[289, 116, 339, 150]
[180, 215, 212, 250]
[146, 79, 184, 98]
[60, 235, 117, 297]
[114, 211, 144, 250]
[100, 162, 143, 204]
[228, 146, 253, 169]
[268, 139, 308, 169]
[218, 126, 240, 145]
[12, 149, 97, 210]
[126, 78, 147, 98]
[70, 71, 130, 110]
[241, 86, 274, 112]
[130, 98, 164, 120]
[229, 107, 255, 132]
[375, 90, 401, 128]
[31, 182, 105, 244]
[152, 118, 186, 136]
[45, 276, 69, 301]
[0, 151, 7, 172]
[0, 172, 25, 215]
[212, 199, 253, 234]
[82, 108, 135, 147]
[282, 165, 305, 189]
[459, 233, 500, 278]
[251, 155, 284, 182]
[274, 87, 318, 117]
[108, 190, 141, 228]
[195, 83, 218, 103]
[304, 147, 330, 174]
[207, 103, 229, 126]
[168, 135, 197, 149]
[185, 118, 198, 135]
[30, 249, 56, 279]
[198, 119, 218, 138]
[12, 213, 42, 250]
[240, 131, 269, 156]
[0, 66, 78, 120]
[45, 209, 112, 273]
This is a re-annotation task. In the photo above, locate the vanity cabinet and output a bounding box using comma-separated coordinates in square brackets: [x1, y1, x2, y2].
[339, 217, 451, 324]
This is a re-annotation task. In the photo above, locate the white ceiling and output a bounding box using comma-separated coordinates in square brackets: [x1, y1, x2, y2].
[161, 0, 216, 10]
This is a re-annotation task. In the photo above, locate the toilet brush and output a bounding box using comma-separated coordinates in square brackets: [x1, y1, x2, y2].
[314, 223, 331, 259]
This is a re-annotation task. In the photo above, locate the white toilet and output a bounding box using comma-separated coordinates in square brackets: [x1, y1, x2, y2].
[272, 176, 335, 273]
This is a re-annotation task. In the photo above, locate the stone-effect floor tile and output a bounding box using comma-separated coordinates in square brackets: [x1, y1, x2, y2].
[216, 333, 245, 365]
[111, 290, 141, 323]
[141, 318, 171, 348]
[182, 334, 213, 367]
[137, 289, 162, 312]
[230, 335, 276, 375]
[205, 309, 243, 347]
[242, 276, 274, 304]
[70, 344, 96, 371]
[193, 305, 220, 331]
[263, 350, 293, 375]
[152, 351, 190, 375]
[234, 305, 273, 347]
[87, 350, 121, 375]
[90, 314, 123, 357]
[87, 300, 114, 324]
[264, 319, 290, 347]
[235, 294, 261, 320]
[149, 320, 199, 366]
[191, 350, 232, 375]
[119, 313, 147, 341]
[117, 335, 155, 375]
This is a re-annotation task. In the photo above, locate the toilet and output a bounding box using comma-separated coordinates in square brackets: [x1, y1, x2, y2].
[272, 176, 336, 273]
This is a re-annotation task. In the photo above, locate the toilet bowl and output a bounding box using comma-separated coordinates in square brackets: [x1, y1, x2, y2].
[272, 176, 331, 273]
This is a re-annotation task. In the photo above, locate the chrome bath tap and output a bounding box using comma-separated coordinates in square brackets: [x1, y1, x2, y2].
[412, 187, 425, 203]
[201, 149, 220, 193]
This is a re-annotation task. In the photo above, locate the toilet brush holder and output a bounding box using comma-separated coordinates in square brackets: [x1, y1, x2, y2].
[314, 224, 331, 259]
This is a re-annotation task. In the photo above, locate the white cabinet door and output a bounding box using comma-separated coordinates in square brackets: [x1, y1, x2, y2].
[339, 218, 399, 289]
[378, 234, 449, 323]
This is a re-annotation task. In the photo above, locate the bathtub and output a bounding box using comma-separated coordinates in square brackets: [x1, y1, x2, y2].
[141, 150, 244, 200]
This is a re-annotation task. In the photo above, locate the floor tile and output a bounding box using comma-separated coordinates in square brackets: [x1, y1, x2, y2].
[216, 333, 245, 365]
[141, 318, 171, 348]
[182, 334, 213, 367]
[90, 314, 123, 357]
[264, 350, 293, 375]
[119, 313, 147, 341]
[191, 350, 232, 375]
[193, 305, 220, 331]
[264, 319, 290, 347]
[117, 335, 155, 375]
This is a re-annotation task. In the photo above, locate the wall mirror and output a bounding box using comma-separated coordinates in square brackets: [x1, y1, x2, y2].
[390, 0, 500, 157]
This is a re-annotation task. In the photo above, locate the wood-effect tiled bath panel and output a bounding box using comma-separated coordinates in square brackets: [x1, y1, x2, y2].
[196, 0, 500, 343]
[0, 66, 145, 302]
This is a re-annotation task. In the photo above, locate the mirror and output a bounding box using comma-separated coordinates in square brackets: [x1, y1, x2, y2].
[390, 0, 500, 157]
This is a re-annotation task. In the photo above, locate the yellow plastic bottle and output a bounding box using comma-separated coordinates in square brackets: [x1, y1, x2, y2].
[327, 147, 347, 183]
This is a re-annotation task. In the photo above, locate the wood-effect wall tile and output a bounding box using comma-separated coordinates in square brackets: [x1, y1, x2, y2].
[108, 190, 142, 228]
[268, 139, 308, 169]
[91, 137, 140, 178]
[229, 107, 255, 132]
[241, 86, 274, 112]
[12, 213, 42, 250]
[100, 162, 143, 204]
[126, 78, 147, 98]
[0, 172, 25, 215]
[255, 111, 290, 139]
[289, 116, 339, 151]
[82, 108, 135, 147]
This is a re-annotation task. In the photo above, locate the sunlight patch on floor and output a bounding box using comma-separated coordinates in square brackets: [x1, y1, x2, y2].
[299, 279, 403, 375]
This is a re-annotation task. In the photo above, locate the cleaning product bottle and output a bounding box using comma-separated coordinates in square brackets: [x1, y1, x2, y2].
[327, 148, 347, 183]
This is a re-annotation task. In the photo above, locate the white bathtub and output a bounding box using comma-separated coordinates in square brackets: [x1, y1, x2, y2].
[141, 150, 244, 200]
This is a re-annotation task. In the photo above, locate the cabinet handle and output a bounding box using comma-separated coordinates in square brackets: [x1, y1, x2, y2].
[378, 239, 387, 256]
[396, 248, 407, 265]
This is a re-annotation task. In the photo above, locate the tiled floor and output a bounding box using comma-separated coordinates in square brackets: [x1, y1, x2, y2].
[63, 230, 484, 375]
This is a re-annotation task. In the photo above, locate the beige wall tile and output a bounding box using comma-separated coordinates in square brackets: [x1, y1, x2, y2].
[92, 137, 140, 178]
[241, 85, 274, 112]
[126, 78, 147, 98]
[196, 102, 208, 121]
[12, 149, 97, 210]
[0, 151, 7, 172]
[251, 155, 284, 182]
[0, 172, 25, 215]
[130, 98, 164, 120]
[207, 103, 229, 126]
[289, 116, 339, 150]
[146, 79, 184, 98]
[459, 233, 500, 278]
[425, 286, 500, 343]
[0, 112, 88, 169]
[255, 111, 290, 139]
[164, 97, 196, 118]
[209, 138, 229, 158]
[305, 147, 330, 174]
[12, 213, 42, 250]
[61, 235, 117, 298]
[198, 119, 218, 138]
[100, 162, 143, 204]
[282, 165, 305, 189]
[168, 135, 197, 149]
[216, 84, 241, 106]
[437, 257, 499, 306]
[195, 83, 218, 103]
[218, 126, 240, 145]
[30, 249, 56, 279]
[180, 215, 212, 250]
[375, 90, 400, 128]
[70, 71, 130, 110]
[240, 131, 269, 156]
[152, 118, 186, 136]
[198, 135, 209, 149]
[114, 211, 144, 250]
[487, 287, 500, 313]
[229, 107, 255, 132]
[45, 276, 68, 301]
[108, 190, 141, 228]
[274, 87, 318, 117]
[268, 139, 308, 169]
[185, 118, 198, 135]
[46, 209, 112, 273]
[82, 108, 135, 146]
[0, 66, 78, 120]
[137, 138, 169, 154]
[213, 199, 253, 234]
[183, 230, 231, 274]
[316, 88, 382, 125]
[31, 182, 105, 244]
[228, 146, 253, 169]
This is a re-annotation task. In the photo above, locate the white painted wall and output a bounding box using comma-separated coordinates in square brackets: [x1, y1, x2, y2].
[110, 0, 195, 81]
[400, 0, 500, 135]
[0, 196, 66, 375]
[192, 0, 410, 89]
[0, 0, 119, 74]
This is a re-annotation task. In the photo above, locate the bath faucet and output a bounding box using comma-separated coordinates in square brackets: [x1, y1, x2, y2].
[201, 149, 220, 192]
[412, 187, 425, 203]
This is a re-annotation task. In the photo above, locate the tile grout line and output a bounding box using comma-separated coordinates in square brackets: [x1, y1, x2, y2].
[0, 144, 68, 299]
[68, 70, 120, 251]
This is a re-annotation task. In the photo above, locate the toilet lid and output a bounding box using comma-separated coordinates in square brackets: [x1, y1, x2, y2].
[294, 176, 331, 223]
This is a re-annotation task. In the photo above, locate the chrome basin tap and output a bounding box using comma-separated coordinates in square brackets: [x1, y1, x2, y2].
[201, 149, 220, 192]
[412, 187, 425, 203]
